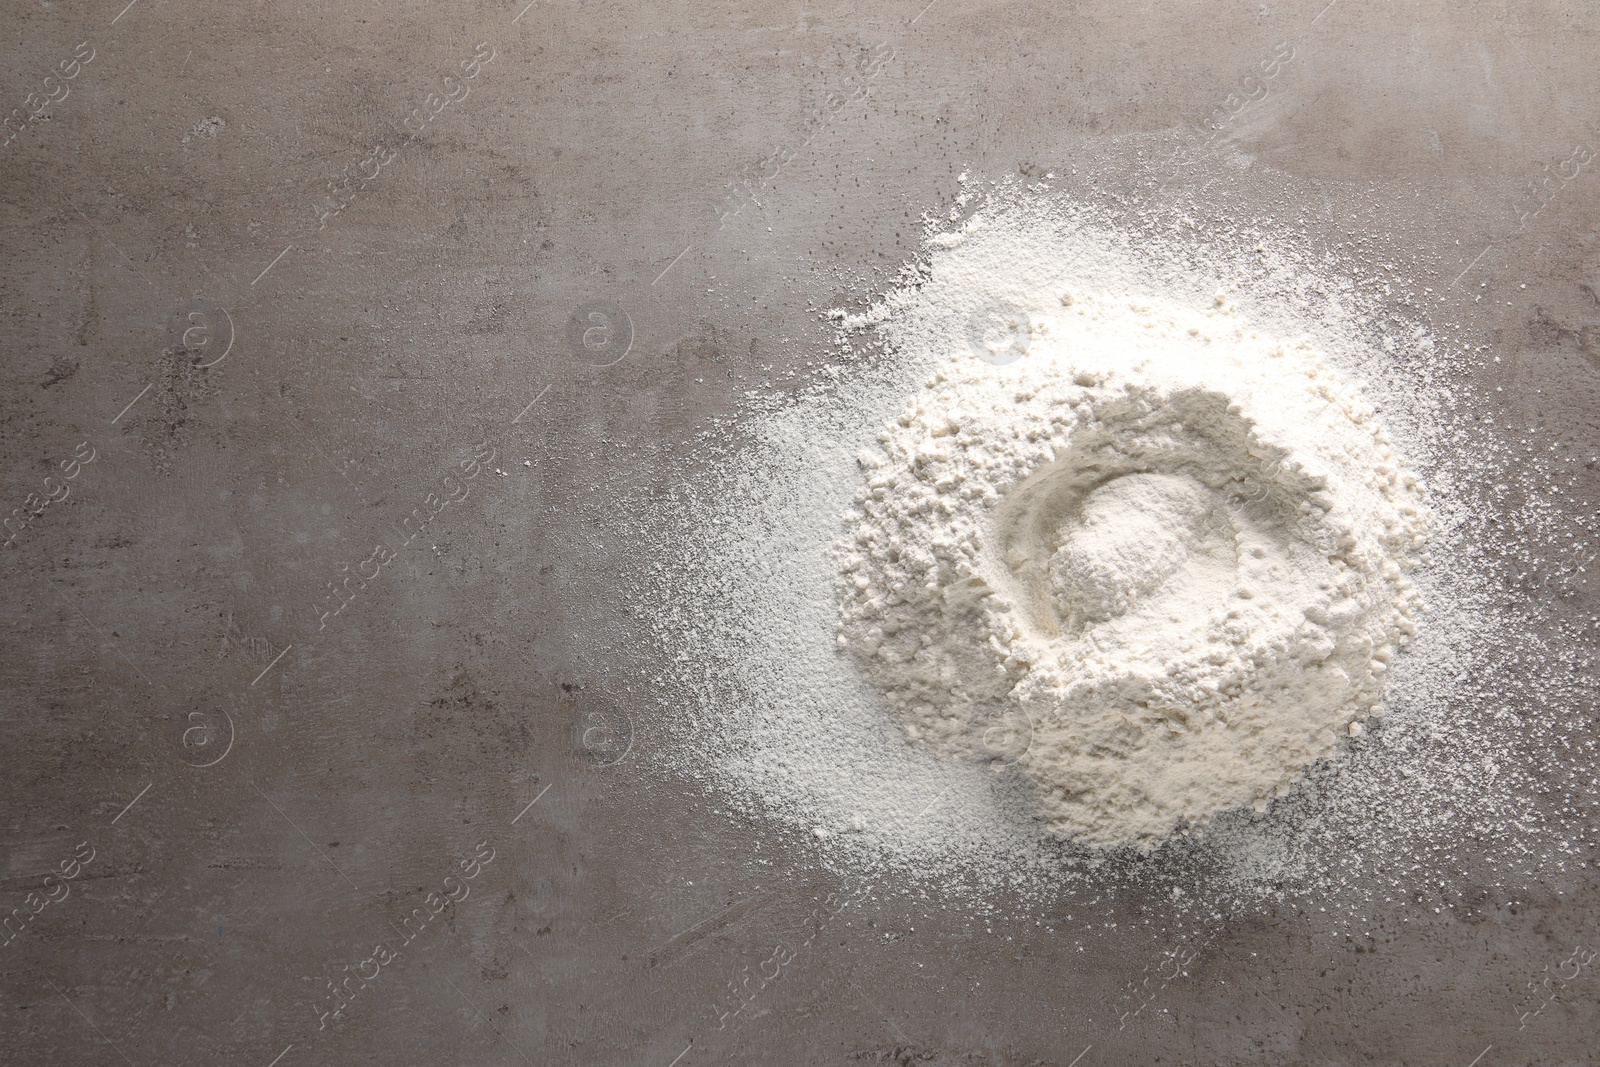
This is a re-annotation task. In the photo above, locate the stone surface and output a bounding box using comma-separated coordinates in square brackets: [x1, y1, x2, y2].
[1, 1, 1597, 1065]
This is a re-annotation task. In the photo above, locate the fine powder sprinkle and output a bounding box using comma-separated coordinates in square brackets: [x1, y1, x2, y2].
[610, 179, 1598, 923]
[836, 290, 1430, 849]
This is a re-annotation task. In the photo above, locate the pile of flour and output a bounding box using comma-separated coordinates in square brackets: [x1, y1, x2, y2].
[608, 178, 1597, 919]
[836, 289, 1429, 849]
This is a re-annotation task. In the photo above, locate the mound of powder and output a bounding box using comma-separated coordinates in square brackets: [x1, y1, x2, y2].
[836, 289, 1430, 849]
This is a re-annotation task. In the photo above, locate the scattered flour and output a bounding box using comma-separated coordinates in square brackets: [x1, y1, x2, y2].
[607, 177, 1599, 927]
[836, 290, 1429, 848]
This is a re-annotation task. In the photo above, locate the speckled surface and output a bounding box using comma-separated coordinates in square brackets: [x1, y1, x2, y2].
[2, 2, 1598, 1065]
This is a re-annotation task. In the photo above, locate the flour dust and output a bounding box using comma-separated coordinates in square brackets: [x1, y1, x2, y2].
[600, 180, 1599, 928]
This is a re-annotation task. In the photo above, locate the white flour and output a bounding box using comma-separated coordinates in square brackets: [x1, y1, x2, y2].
[837, 291, 1429, 848]
[608, 177, 1599, 923]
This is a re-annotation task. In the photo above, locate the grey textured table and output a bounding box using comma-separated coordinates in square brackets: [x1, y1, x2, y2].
[2, 2, 1598, 1065]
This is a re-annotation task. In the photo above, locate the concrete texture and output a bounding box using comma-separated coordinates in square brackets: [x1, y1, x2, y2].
[2, 1, 1598, 1065]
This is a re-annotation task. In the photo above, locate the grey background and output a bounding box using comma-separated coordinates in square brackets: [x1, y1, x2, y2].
[2, 1, 1598, 1065]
